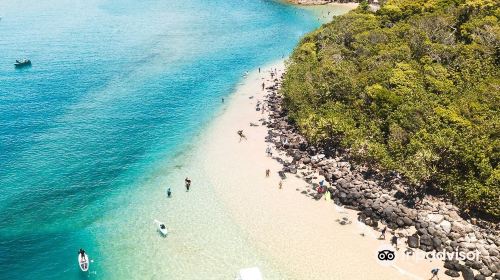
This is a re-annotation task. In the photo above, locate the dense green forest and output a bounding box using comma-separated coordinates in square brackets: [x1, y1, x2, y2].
[282, 0, 499, 218]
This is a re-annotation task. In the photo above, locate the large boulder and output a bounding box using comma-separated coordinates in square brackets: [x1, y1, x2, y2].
[332, 170, 342, 180]
[402, 217, 413, 226]
[432, 237, 442, 249]
[407, 236, 419, 249]
[439, 220, 452, 234]
[445, 269, 460, 277]
[427, 214, 444, 224]
[420, 234, 433, 246]
[461, 267, 475, 280]
[479, 268, 492, 277]
[451, 222, 467, 235]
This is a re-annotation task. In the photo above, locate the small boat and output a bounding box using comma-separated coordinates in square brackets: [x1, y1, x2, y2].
[235, 267, 263, 280]
[78, 253, 89, 272]
[14, 59, 31, 68]
[154, 219, 168, 236]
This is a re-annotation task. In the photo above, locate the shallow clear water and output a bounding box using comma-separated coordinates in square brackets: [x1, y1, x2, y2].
[0, 1, 348, 278]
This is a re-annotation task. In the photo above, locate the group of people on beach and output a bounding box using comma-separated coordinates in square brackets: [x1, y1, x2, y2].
[166, 177, 192, 198]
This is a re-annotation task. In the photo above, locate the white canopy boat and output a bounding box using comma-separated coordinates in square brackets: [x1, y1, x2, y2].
[235, 267, 263, 280]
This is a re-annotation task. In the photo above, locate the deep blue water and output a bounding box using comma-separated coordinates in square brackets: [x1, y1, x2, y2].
[0, 0, 329, 278]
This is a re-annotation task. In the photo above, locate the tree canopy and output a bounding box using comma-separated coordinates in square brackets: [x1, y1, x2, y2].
[283, 0, 500, 218]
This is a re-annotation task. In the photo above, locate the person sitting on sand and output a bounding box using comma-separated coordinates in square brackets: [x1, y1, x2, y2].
[237, 130, 247, 141]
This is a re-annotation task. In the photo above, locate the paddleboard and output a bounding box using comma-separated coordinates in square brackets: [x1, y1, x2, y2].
[154, 219, 168, 236]
[78, 253, 89, 272]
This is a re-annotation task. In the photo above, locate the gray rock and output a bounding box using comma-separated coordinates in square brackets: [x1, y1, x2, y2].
[432, 237, 442, 249]
[465, 260, 483, 270]
[420, 234, 433, 246]
[479, 267, 492, 277]
[402, 217, 413, 226]
[474, 274, 486, 280]
[427, 213, 444, 224]
[407, 235, 420, 248]
[445, 269, 460, 277]
[461, 267, 475, 280]
[444, 260, 461, 270]
[440, 220, 452, 234]
[332, 170, 342, 179]
[489, 248, 499, 257]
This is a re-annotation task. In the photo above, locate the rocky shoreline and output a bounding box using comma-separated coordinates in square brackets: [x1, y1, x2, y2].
[285, 0, 376, 5]
[261, 74, 500, 280]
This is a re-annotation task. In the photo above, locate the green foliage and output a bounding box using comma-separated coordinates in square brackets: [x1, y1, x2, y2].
[282, 0, 500, 218]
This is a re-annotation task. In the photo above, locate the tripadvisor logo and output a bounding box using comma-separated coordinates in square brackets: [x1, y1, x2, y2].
[375, 244, 481, 267]
[403, 248, 481, 262]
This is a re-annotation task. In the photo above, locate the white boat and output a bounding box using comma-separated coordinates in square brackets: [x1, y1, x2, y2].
[78, 253, 89, 272]
[154, 219, 168, 236]
[235, 267, 263, 280]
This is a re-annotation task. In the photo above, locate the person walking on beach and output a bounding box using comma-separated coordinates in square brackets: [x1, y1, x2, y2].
[265, 145, 272, 157]
[262, 82, 265, 91]
[185, 177, 191, 192]
[167, 188, 172, 198]
[266, 169, 270, 177]
[237, 130, 247, 142]
[429, 268, 439, 280]
[279, 180, 283, 189]
[391, 235, 398, 250]
[379, 226, 387, 240]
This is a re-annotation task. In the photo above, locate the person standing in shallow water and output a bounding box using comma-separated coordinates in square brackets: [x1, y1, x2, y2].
[185, 177, 191, 192]
[167, 188, 172, 198]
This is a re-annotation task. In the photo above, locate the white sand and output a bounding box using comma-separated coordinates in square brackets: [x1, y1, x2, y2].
[196, 61, 453, 280]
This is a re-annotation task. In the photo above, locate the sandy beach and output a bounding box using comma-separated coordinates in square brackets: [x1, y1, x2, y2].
[195, 61, 454, 280]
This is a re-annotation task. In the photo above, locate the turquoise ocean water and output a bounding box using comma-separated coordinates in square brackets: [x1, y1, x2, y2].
[0, 1, 349, 278]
